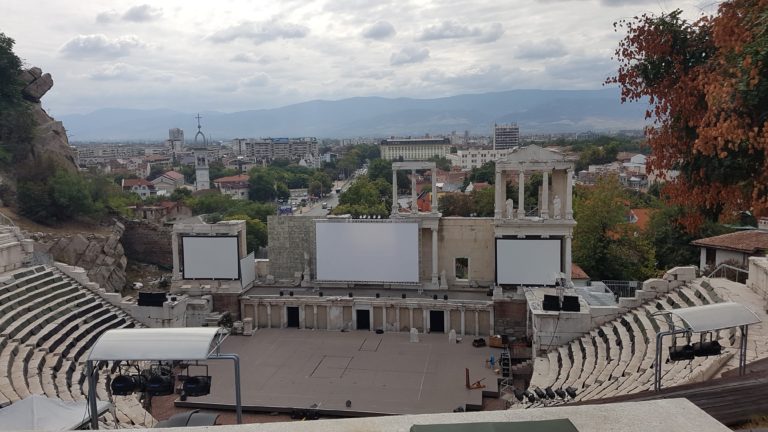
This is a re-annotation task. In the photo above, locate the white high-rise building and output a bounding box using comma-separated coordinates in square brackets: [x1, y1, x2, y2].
[493, 123, 520, 150]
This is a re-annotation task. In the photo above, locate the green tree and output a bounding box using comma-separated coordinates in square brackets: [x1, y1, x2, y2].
[473, 187, 495, 217]
[248, 171, 276, 202]
[310, 171, 332, 196]
[368, 158, 392, 183]
[439, 193, 474, 216]
[275, 182, 290, 201]
[428, 156, 452, 171]
[224, 214, 268, 253]
[468, 162, 495, 184]
[170, 188, 192, 201]
[0, 33, 35, 165]
[573, 176, 655, 280]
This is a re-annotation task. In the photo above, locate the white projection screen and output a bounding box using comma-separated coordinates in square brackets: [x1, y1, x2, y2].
[496, 238, 562, 285]
[315, 221, 419, 283]
[182, 236, 240, 279]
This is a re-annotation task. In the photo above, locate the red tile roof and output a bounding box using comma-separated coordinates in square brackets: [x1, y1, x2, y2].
[214, 174, 249, 184]
[691, 230, 768, 254]
[631, 208, 655, 231]
[472, 182, 491, 191]
[571, 264, 590, 280]
[163, 171, 185, 180]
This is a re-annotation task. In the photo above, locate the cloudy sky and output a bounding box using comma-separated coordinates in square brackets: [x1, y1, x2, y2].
[2, 0, 713, 115]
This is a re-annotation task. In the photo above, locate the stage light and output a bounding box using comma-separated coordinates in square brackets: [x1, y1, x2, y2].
[144, 365, 175, 396]
[565, 386, 578, 398]
[182, 375, 212, 397]
[110, 374, 145, 396]
[693, 340, 722, 357]
[534, 388, 546, 399]
[555, 388, 566, 399]
[669, 344, 695, 362]
[524, 391, 536, 403]
[545, 387, 556, 399]
[513, 389, 524, 402]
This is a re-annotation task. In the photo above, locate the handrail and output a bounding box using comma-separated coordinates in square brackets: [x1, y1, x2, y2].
[707, 263, 749, 281]
[0, 210, 15, 227]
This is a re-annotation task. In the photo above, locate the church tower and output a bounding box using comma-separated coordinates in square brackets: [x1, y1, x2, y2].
[193, 114, 210, 191]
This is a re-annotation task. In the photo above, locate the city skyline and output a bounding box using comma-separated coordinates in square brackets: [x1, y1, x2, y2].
[2, 0, 713, 115]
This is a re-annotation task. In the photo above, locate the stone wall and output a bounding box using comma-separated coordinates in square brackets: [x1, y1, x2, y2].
[267, 215, 316, 279]
[494, 299, 528, 337]
[33, 222, 127, 292]
[121, 219, 173, 268]
[437, 218, 496, 287]
[747, 257, 768, 307]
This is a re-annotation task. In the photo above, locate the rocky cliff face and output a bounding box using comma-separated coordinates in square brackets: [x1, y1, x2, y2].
[31, 222, 128, 293]
[17, 67, 77, 171]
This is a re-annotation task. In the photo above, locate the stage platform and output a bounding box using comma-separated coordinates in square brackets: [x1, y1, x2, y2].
[176, 329, 502, 416]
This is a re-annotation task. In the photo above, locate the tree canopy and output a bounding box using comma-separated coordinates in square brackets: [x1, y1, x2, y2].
[610, 2, 768, 229]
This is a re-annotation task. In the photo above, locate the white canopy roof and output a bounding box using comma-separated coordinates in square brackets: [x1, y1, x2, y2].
[0, 395, 110, 431]
[664, 302, 761, 332]
[88, 327, 225, 361]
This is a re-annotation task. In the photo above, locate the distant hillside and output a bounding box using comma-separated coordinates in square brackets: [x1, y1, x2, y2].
[60, 88, 650, 141]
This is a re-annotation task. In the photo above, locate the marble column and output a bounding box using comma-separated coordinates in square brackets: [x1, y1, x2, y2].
[396, 307, 401, 332]
[253, 303, 259, 329]
[423, 311, 428, 333]
[489, 308, 495, 336]
[518, 170, 526, 219]
[313, 305, 318, 330]
[566, 169, 574, 220]
[565, 234, 573, 279]
[171, 232, 180, 280]
[474, 310, 480, 336]
[431, 168, 438, 213]
[431, 227, 439, 286]
[541, 170, 549, 219]
[266, 304, 272, 329]
[409, 307, 414, 330]
[392, 169, 398, 215]
[411, 169, 418, 214]
[382, 305, 387, 330]
[494, 168, 503, 219]
[460, 309, 466, 336]
[298, 305, 305, 329]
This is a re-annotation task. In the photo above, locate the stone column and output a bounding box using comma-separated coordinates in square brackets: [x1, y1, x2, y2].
[474, 310, 480, 336]
[409, 307, 414, 330]
[494, 167, 504, 219]
[326, 306, 331, 330]
[298, 305, 305, 329]
[266, 304, 272, 329]
[423, 311, 429, 333]
[431, 168, 438, 212]
[444, 310, 450, 334]
[489, 308, 495, 336]
[518, 170, 525, 219]
[411, 169, 418, 214]
[541, 170, 549, 219]
[565, 234, 573, 279]
[253, 303, 259, 329]
[171, 232, 180, 280]
[396, 307, 401, 332]
[281, 305, 287, 328]
[431, 227, 439, 287]
[566, 169, 574, 220]
[382, 305, 387, 330]
[392, 169, 398, 215]
[460, 309, 466, 336]
[313, 305, 318, 330]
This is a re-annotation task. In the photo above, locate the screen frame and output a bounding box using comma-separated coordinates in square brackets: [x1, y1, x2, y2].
[181, 235, 242, 280]
[494, 236, 564, 286]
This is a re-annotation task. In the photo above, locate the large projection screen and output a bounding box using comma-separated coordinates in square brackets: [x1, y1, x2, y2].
[182, 236, 240, 280]
[496, 238, 562, 285]
[315, 221, 419, 283]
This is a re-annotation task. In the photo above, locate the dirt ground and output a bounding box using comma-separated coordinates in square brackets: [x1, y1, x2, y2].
[0, 206, 112, 236]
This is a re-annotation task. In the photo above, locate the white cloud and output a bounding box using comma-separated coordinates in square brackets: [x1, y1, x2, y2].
[239, 73, 271, 87]
[60, 34, 144, 59]
[515, 38, 568, 59]
[362, 21, 396, 40]
[208, 20, 309, 44]
[96, 4, 161, 23]
[390, 46, 430, 65]
[417, 21, 504, 43]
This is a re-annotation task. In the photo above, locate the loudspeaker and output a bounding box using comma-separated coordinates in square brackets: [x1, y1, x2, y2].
[693, 340, 722, 357]
[561, 296, 580, 312]
[138, 292, 166, 307]
[542, 295, 560, 311]
[669, 345, 695, 362]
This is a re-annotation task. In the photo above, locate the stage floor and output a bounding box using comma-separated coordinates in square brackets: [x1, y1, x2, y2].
[177, 329, 502, 416]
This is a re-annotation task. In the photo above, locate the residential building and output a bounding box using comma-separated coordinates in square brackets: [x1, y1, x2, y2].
[493, 123, 520, 150]
[379, 138, 450, 161]
[692, 229, 768, 270]
[231, 137, 318, 162]
[122, 178, 155, 199]
[213, 174, 250, 200]
[152, 171, 186, 195]
[454, 148, 513, 170]
[166, 128, 184, 154]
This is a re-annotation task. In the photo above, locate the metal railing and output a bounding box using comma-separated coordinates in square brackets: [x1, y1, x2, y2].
[707, 263, 749, 283]
[601, 280, 639, 299]
[0, 210, 15, 227]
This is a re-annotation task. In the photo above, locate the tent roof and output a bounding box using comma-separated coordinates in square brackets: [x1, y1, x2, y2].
[663, 302, 761, 332]
[0, 395, 110, 431]
[88, 327, 225, 361]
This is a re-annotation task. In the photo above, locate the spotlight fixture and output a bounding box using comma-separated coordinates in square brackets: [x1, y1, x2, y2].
[555, 388, 566, 399]
[110, 374, 146, 396]
[182, 364, 212, 397]
[693, 340, 722, 357]
[144, 364, 175, 396]
[534, 388, 546, 399]
[545, 387, 556, 399]
[513, 389, 524, 402]
[524, 391, 536, 403]
[565, 386, 578, 398]
[669, 344, 695, 362]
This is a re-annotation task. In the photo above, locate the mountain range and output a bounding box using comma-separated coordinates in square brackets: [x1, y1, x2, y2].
[59, 88, 650, 141]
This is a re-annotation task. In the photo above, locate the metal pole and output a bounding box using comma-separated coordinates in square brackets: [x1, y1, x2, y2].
[209, 353, 242, 424]
[654, 328, 688, 392]
[739, 325, 749, 376]
[87, 361, 99, 430]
